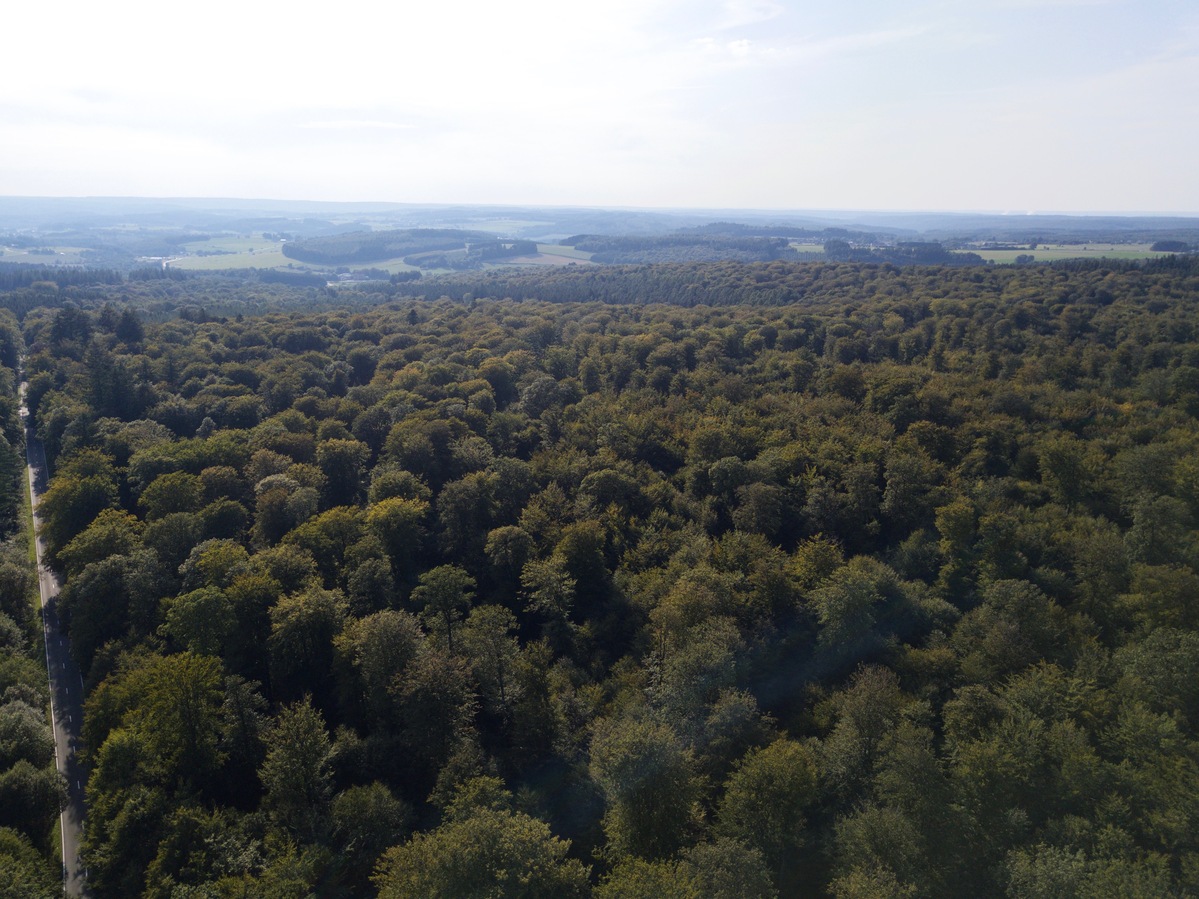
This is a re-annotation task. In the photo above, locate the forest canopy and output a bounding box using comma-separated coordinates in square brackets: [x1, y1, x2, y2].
[11, 255, 1199, 896]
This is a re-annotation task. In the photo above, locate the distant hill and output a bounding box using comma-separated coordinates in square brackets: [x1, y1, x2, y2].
[2, 198, 1198, 273]
[280, 229, 486, 265]
[559, 232, 805, 264]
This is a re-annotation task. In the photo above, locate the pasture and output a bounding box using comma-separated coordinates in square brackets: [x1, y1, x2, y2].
[166, 236, 289, 271]
[0, 245, 92, 265]
[961, 243, 1172, 263]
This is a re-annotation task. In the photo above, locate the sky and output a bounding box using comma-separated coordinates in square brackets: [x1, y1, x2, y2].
[2, 0, 1197, 213]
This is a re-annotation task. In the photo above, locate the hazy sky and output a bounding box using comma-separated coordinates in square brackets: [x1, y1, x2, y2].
[3, 0, 1196, 212]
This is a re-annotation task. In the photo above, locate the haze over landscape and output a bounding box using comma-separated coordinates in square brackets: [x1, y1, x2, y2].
[5, 2, 1199, 897]
[3, 0, 1197, 212]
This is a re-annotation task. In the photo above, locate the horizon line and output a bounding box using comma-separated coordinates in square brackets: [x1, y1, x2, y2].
[1, 195, 1198, 220]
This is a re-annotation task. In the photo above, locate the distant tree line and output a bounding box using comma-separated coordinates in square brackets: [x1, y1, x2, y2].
[823, 239, 986, 266]
[1151, 240, 1193, 253]
[403, 240, 538, 271]
[403, 255, 1199, 308]
[0, 265, 123, 290]
[692, 222, 882, 242]
[560, 234, 801, 264]
[282, 230, 492, 266]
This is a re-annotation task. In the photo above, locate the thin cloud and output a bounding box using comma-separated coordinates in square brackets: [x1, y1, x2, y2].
[795, 25, 930, 62]
[694, 36, 785, 65]
[693, 24, 927, 68]
[302, 120, 419, 132]
[716, 0, 785, 29]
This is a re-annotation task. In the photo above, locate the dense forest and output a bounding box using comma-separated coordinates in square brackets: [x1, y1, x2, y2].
[7, 255, 1199, 896]
[400, 254, 1196, 308]
[821, 241, 987, 267]
[0, 307, 63, 895]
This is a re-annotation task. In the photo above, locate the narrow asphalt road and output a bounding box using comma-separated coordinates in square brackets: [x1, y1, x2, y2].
[21, 384, 88, 896]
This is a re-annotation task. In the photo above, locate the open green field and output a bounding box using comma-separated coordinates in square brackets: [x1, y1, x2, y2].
[169, 247, 293, 270]
[167, 236, 420, 274]
[188, 236, 282, 254]
[535, 244, 593, 260]
[167, 236, 290, 270]
[487, 244, 597, 268]
[960, 243, 1172, 263]
[4, 234, 1181, 273]
[353, 259, 423, 275]
[0, 246, 92, 265]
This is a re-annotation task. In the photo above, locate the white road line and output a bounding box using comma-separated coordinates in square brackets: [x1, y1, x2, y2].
[24, 378, 84, 897]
